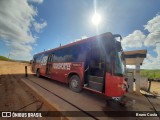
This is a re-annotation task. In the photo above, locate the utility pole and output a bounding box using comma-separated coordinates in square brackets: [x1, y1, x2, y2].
[8, 53, 10, 59]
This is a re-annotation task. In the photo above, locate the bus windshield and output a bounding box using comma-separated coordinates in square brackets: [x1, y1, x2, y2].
[114, 50, 125, 76]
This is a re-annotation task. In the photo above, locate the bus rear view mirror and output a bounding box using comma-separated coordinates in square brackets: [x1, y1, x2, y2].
[113, 34, 122, 41]
[116, 41, 122, 52]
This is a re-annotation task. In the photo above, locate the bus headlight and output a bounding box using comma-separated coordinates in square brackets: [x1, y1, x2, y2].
[118, 84, 127, 90]
[122, 84, 128, 90]
[121, 84, 125, 89]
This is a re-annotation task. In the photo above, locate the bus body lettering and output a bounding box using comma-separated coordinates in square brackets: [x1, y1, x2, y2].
[53, 63, 71, 70]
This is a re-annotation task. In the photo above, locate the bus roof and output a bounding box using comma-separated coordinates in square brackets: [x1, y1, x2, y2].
[34, 32, 113, 56]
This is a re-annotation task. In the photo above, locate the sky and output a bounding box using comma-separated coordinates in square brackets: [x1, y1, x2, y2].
[0, 0, 160, 69]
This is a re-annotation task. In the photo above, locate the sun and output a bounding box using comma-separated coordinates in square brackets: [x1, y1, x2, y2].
[91, 13, 101, 26]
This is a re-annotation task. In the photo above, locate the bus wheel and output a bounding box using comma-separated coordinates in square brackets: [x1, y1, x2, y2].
[69, 75, 82, 92]
[36, 69, 41, 78]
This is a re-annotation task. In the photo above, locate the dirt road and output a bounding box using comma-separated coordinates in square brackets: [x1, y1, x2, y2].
[0, 60, 159, 120]
[0, 61, 58, 120]
[0, 61, 32, 75]
[150, 81, 160, 95]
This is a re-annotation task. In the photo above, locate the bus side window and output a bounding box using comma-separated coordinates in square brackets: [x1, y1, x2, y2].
[51, 54, 55, 62]
[34, 57, 38, 63]
[33, 58, 36, 63]
[47, 55, 49, 63]
[51, 54, 54, 62]
[47, 54, 54, 63]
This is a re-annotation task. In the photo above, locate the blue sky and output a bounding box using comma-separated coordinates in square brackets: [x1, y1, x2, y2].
[0, 0, 160, 69]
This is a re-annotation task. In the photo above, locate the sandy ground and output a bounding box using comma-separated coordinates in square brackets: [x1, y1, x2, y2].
[0, 61, 59, 120]
[0, 61, 32, 75]
[0, 60, 159, 119]
[150, 81, 160, 95]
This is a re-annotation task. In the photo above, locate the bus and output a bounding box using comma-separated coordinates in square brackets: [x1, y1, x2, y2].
[32, 32, 127, 99]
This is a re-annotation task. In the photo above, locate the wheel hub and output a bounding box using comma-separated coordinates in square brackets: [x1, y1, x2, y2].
[71, 79, 78, 88]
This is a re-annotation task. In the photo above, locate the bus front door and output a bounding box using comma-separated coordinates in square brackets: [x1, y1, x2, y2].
[85, 49, 105, 92]
[46, 54, 53, 77]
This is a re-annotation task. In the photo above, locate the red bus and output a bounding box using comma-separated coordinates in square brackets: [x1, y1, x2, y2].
[32, 32, 127, 99]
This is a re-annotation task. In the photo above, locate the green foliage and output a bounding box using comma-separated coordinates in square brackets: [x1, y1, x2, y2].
[19, 60, 30, 63]
[0, 55, 30, 63]
[140, 69, 160, 79]
[0, 56, 13, 61]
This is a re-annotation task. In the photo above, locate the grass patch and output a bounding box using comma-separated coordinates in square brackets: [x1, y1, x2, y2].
[0, 56, 13, 61]
[0, 55, 30, 63]
[140, 69, 160, 79]
[17, 60, 30, 63]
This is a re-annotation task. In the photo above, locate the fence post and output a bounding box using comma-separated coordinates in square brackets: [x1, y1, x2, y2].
[25, 66, 28, 77]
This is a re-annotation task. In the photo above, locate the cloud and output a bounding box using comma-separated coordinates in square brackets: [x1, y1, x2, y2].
[81, 36, 88, 39]
[0, 0, 47, 60]
[122, 30, 146, 48]
[144, 14, 160, 33]
[33, 21, 47, 33]
[28, 0, 44, 4]
[9, 42, 33, 59]
[143, 15, 160, 69]
[70, 36, 88, 43]
[123, 14, 160, 69]
[144, 31, 160, 46]
[144, 15, 160, 46]
[155, 44, 160, 58]
[142, 53, 160, 69]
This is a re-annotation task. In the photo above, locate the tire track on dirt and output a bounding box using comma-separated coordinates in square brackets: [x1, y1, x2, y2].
[0, 74, 43, 111]
[0, 61, 62, 120]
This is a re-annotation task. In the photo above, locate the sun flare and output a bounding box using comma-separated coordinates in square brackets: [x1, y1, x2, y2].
[92, 13, 101, 26]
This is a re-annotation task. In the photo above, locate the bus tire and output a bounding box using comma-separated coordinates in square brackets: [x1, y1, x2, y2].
[36, 69, 41, 78]
[69, 75, 82, 92]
